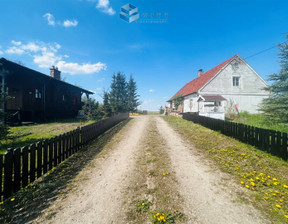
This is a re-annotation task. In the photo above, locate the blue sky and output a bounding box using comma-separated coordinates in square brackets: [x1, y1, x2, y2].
[0, 0, 287, 111]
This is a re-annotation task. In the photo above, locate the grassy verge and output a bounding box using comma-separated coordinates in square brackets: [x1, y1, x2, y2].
[0, 119, 130, 224]
[0, 119, 95, 154]
[229, 112, 288, 133]
[125, 118, 186, 224]
[163, 116, 288, 223]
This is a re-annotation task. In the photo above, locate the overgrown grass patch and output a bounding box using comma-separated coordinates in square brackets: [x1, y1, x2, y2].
[0, 119, 95, 154]
[230, 112, 288, 133]
[163, 116, 288, 223]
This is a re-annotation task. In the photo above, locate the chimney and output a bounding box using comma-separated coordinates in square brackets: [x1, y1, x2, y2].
[198, 69, 204, 77]
[50, 66, 61, 80]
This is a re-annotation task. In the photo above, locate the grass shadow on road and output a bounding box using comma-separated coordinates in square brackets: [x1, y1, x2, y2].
[0, 118, 132, 224]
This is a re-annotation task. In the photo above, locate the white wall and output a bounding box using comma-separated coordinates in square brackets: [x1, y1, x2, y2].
[200, 58, 269, 113]
[183, 94, 198, 113]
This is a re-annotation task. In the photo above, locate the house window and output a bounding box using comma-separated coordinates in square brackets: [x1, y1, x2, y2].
[35, 89, 41, 99]
[233, 77, 240, 86]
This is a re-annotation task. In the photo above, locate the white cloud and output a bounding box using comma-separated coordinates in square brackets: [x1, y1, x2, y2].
[11, 40, 22, 46]
[6, 46, 25, 55]
[63, 19, 78, 27]
[96, 0, 115, 15]
[33, 52, 62, 68]
[149, 89, 155, 93]
[4, 40, 107, 75]
[43, 13, 78, 27]
[56, 60, 106, 75]
[43, 13, 55, 26]
[97, 78, 105, 82]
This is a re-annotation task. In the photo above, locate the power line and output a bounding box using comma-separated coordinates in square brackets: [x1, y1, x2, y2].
[244, 40, 288, 60]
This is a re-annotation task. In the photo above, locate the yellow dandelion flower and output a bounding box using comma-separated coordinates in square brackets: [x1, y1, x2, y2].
[284, 214, 288, 219]
[10, 198, 15, 202]
[273, 178, 277, 181]
[276, 204, 282, 208]
[280, 199, 283, 202]
[166, 172, 169, 175]
[264, 197, 269, 200]
[241, 181, 244, 185]
[274, 182, 279, 186]
[156, 213, 160, 216]
[163, 173, 166, 176]
[251, 182, 256, 186]
[275, 191, 279, 194]
[142, 203, 145, 206]
[283, 184, 288, 189]
[265, 192, 269, 195]
[272, 193, 277, 196]
[246, 185, 250, 189]
[157, 217, 161, 221]
[0, 202, 3, 205]
[256, 177, 259, 180]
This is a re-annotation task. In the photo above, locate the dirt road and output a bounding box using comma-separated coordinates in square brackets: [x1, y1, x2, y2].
[33, 116, 268, 223]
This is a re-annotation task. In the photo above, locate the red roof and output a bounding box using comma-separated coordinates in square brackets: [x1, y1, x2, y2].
[169, 54, 238, 101]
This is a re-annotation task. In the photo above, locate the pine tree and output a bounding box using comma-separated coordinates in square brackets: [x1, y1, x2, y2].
[261, 36, 288, 123]
[109, 72, 128, 113]
[82, 97, 102, 120]
[103, 90, 112, 117]
[127, 75, 140, 112]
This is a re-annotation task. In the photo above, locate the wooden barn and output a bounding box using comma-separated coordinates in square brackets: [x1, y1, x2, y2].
[0, 58, 93, 123]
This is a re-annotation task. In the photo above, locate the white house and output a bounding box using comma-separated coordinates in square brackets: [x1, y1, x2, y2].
[168, 54, 269, 120]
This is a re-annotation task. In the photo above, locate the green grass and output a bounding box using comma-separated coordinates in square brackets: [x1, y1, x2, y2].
[163, 116, 288, 223]
[0, 119, 95, 154]
[229, 112, 288, 133]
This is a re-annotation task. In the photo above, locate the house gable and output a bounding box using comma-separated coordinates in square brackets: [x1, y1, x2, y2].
[168, 55, 237, 101]
[200, 55, 268, 95]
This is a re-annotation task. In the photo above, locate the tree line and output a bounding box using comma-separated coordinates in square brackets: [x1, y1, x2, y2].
[82, 72, 140, 120]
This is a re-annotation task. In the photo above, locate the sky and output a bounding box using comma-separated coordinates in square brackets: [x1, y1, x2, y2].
[0, 0, 287, 111]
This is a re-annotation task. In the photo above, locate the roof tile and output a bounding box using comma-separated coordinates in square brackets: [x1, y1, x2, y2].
[169, 54, 238, 101]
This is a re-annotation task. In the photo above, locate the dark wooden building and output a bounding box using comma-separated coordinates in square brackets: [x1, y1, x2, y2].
[0, 58, 93, 122]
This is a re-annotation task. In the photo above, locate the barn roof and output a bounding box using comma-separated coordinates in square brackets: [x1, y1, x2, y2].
[168, 54, 239, 101]
[0, 57, 94, 94]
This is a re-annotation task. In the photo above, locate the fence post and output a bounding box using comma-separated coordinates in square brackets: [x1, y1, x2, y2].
[43, 140, 48, 174]
[13, 148, 21, 193]
[48, 138, 53, 171]
[281, 133, 288, 161]
[4, 149, 13, 199]
[53, 137, 58, 167]
[30, 144, 36, 182]
[0, 155, 3, 200]
[37, 141, 43, 178]
[22, 146, 29, 188]
[0, 155, 3, 201]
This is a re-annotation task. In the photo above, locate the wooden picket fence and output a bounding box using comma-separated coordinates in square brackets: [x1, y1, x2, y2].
[182, 113, 288, 161]
[0, 113, 129, 202]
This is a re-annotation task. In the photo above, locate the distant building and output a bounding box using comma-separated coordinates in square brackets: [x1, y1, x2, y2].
[168, 54, 269, 120]
[0, 58, 93, 122]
